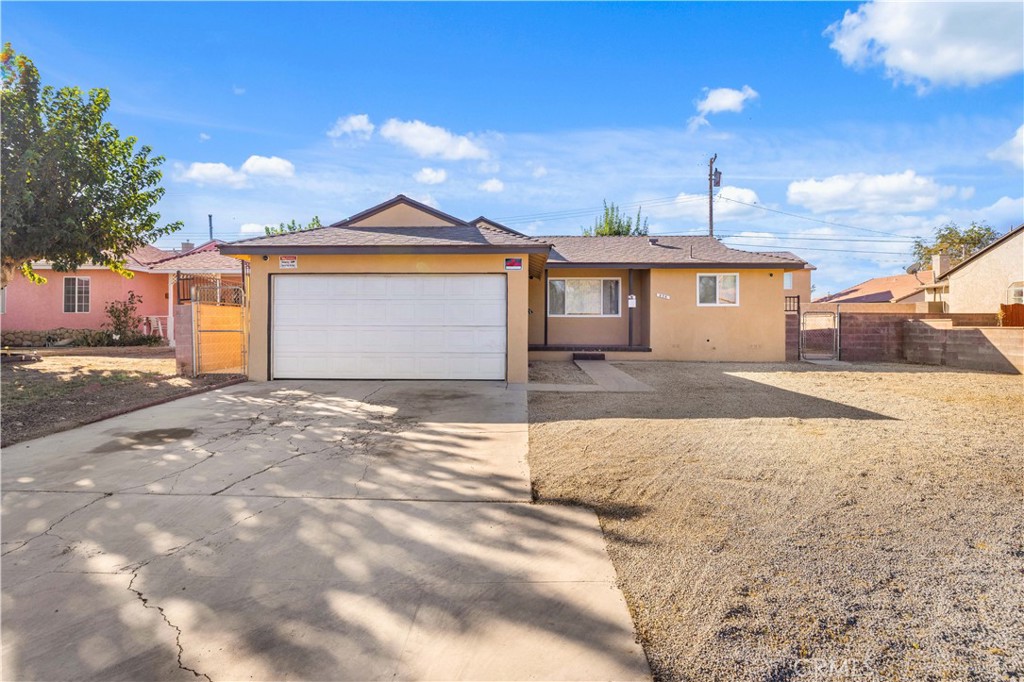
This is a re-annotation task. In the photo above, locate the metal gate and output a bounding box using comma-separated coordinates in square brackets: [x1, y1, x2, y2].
[193, 284, 247, 375]
[801, 311, 838, 360]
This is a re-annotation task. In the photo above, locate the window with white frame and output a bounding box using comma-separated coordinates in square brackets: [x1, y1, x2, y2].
[783, 272, 794, 290]
[697, 273, 739, 306]
[548, 278, 621, 317]
[63, 277, 90, 313]
[1009, 281, 1024, 305]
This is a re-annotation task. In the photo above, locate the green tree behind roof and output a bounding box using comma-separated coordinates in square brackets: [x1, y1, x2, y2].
[910, 222, 1001, 270]
[582, 201, 649, 236]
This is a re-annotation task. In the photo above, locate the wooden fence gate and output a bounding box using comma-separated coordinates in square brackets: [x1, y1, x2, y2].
[801, 311, 838, 360]
[193, 284, 247, 375]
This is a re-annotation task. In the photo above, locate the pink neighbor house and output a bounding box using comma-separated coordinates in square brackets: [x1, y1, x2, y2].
[1, 241, 243, 347]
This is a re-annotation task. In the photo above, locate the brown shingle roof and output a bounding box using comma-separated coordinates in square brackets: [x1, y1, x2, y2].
[149, 241, 243, 272]
[220, 224, 550, 254]
[127, 244, 174, 267]
[545, 236, 808, 268]
[815, 271, 935, 303]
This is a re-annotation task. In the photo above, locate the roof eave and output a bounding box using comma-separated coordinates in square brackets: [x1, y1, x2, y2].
[545, 261, 805, 269]
[218, 244, 551, 256]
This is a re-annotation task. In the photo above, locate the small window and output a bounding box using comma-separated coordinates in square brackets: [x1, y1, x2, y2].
[548, 278, 620, 317]
[697, 273, 739, 306]
[0, 287, 6, 315]
[63, 277, 90, 313]
[1009, 281, 1024, 305]
[783, 272, 794, 290]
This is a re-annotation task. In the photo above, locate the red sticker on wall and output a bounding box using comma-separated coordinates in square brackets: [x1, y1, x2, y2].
[504, 258, 523, 271]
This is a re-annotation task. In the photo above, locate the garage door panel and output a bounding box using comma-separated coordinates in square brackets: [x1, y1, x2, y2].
[273, 274, 507, 380]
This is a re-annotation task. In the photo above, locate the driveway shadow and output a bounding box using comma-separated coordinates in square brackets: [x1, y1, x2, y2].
[1, 380, 650, 681]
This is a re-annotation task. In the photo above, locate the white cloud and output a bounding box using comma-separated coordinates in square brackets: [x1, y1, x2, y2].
[988, 125, 1024, 169]
[380, 118, 489, 160]
[240, 155, 295, 178]
[198, 132, 211, 142]
[647, 186, 763, 222]
[177, 162, 248, 188]
[175, 155, 295, 187]
[232, 85, 246, 96]
[328, 114, 375, 140]
[532, 165, 549, 178]
[826, 2, 1024, 91]
[688, 85, 759, 130]
[787, 170, 958, 213]
[479, 178, 504, 193]
[240, 223, 274, 234]
[478, 160, 501, 174]
[414, 167, 447, 185]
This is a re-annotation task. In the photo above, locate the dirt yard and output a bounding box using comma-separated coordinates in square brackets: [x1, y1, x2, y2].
[528, 362, 1024, 681]
[1, 347, 242, 446]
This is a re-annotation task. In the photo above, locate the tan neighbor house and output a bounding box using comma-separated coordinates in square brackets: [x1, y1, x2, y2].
[934, 224, 1024, 313]
[219, 195, 810, 383]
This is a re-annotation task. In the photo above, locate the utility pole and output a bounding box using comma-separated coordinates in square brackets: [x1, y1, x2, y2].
[208, 214, 213, 242]
[708, 154, 721, 237]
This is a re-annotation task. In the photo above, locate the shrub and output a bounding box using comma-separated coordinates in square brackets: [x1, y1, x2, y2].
[104, 291, 145, 346]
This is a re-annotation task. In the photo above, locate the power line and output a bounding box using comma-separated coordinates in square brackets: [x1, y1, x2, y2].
[494, 195, 704, 224]
[722, 240, 912, 256]
[715, 232, 917, 244]
[717, 196, 924, 239]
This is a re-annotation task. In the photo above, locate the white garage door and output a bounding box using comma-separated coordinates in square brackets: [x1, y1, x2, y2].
[272, 274, 507, 380]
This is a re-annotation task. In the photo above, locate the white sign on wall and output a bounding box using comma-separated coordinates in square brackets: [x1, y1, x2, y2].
[656, 293, 671, 300]
[279, 255, 298, 269]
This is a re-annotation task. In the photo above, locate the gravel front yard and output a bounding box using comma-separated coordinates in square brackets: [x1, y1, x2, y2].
[528, 362, 1024, 681]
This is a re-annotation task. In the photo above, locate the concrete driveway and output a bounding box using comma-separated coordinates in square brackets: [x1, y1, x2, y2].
[2, 381, 650, 681]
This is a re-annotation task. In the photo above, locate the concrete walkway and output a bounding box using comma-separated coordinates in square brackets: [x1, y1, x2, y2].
[528, 360, 655, 393]
[2, 381, 650, 681]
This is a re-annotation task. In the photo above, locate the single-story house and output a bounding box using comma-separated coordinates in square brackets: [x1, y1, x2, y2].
[219, 195, 810, 383]
[1, 241, 244, 346]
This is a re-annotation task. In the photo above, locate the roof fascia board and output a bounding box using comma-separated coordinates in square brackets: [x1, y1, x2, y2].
[545, 262, 802, 270]
[219, 244, 551, 256]
[331, 194, 469, 227]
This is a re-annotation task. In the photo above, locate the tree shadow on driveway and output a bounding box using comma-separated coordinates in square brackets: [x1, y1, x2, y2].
[2, 380, 650, 681]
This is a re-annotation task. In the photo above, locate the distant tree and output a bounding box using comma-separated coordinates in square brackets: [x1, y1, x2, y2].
[265, 216, 322, 236]
[0, 43, 179, 288]
[910, 221, 1000, 270]
[582, 201, 649, 236]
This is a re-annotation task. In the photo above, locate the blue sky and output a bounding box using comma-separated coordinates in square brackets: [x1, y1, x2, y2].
[5, 1, 1023, 295]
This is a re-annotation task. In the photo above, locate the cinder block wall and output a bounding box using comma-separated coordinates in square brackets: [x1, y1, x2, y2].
[904, 320, 1023, 374]
[785, 312, 800, 362]
[833, 312, 998, 362]
[173, 305, 194, 376]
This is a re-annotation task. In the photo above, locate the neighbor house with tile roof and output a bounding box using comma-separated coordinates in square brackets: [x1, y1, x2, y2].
[815, 271, 936, 305]
[1, 240, 244, 345]
[220, 195, 812, 383]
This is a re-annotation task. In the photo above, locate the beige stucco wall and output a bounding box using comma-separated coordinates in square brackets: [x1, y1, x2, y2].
[541, 269, 632, 346]
[646, 268, 786, 361]
[786, 269, 813, 303]
[348, 204, 456, 227]
[946, 231, 1024, 313]
[246, 253, 530, 383]
[528, 268, 786, 361]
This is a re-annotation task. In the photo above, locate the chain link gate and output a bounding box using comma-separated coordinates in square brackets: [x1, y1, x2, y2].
[193, 284, 247, 375]
[801, 311, 838, 360]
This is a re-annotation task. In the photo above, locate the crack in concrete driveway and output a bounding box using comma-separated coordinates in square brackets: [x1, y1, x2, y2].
[2, 380, 650, 681]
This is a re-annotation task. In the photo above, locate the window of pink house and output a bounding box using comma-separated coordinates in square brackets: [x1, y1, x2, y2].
[63, 277, 90, 313]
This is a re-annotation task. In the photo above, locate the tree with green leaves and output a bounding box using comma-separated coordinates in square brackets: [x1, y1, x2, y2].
[582, 200, 649, 236]
[0, 44, 179, 288]
[910, 221, 1001, 270]
[264, 216, 323, 236]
